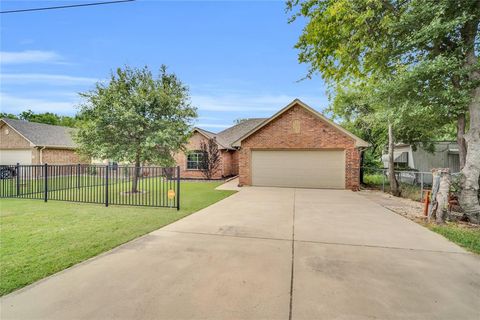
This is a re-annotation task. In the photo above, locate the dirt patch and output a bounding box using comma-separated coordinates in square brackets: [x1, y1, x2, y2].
[359, 189, 424, 220]
[359, 189, 479, 229]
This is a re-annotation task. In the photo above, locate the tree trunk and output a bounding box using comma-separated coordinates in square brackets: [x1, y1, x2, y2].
[459, 85, 480, 224]
[428, 169, 451, 224]
[459, 18, 480, 224]
[388, 123, 400, 196]
[457, 113, 467, 169]
[131, 156, 141, 193]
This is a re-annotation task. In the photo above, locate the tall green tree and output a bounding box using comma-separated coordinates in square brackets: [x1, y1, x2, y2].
[288, 0, 480, 222]
[75, 65, 197, 193]
[1, 110, 78, 127]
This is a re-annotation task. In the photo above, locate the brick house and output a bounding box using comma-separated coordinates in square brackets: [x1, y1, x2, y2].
[174, 119, 265, 179]
[176, 99, 369, 190]
[0, 118, 86, 165]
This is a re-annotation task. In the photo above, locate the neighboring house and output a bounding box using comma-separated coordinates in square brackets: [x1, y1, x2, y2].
[381, 142, 460, 173]
[176, 99, 369, 190]
[0, 118, 86, 165]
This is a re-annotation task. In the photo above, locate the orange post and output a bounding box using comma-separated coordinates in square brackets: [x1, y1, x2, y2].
[423, 190, 431, 216]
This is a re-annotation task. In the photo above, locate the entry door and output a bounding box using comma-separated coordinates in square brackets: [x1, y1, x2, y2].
[251, 150, 345, 189]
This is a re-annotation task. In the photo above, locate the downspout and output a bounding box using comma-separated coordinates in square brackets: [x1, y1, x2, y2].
[39, 146, 46, 164]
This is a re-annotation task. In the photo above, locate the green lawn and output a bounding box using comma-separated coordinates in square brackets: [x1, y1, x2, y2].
[428, 223, 480, 254]
[0, 181, 236, 296]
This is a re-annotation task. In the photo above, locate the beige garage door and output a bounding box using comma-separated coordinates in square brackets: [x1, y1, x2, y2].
[0, 149, 32, 165]
[251, 150, 345, 189]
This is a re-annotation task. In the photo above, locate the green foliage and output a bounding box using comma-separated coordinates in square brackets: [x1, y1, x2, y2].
[0, 182, 236, 295]
[287, 0, 398, 82]
[75, 65, 197, 166]
[330, 84, 387, 167]
[0, 113, 19, 120]
[363, 173, 384, 186]
[1, 110, 78, 127]
[288, 0, 479, 91]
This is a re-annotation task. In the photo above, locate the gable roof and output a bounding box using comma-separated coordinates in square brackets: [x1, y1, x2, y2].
[1, 118, 77, 149]
[193, 127, 230, 149]
[217, 118, 266, 148]
[231, 99, 370, 148]
[194, 118, 267, 150]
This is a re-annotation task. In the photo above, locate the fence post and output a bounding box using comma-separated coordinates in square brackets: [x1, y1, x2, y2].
[176, 166, 180, 211]
[382, 169, 385, 192]
[420, 172, 424, 202]
[105, 165, 109, 207]
[16, 162, 20, 197]
[44, 163, 48, 202]
[77, 164, 81, 188]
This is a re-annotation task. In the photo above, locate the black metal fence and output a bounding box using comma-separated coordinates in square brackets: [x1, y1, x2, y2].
[0, 164, 180, 209]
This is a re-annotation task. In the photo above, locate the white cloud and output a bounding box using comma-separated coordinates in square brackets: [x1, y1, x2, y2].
[0, 92, 78, 115]
[191, 93, 328, 113]
[197, 116, 225, 121]
[195, 123, 230, 129]
[0, 50, 64, 64]
[1, 73, 98, 86]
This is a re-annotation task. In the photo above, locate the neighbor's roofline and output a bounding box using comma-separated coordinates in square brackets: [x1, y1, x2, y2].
[231, 99, 370, 148]
[192, 127, 232, 150]
[1, 118, 78, 149]
[0, 118, 36, 147]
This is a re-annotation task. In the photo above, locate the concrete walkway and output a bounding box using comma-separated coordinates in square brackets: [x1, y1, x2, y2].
[2, 188, 479, 319]
[215, 177, 241, 191]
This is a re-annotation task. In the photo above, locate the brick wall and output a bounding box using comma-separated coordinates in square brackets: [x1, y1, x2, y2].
[41, 148, 88, 164]
[238, 103, 361, 190]
[174, 132, 237, 179]
[0, 123, 31, 148]
[220, 150, 239, 177]
[231, 150, 239, 176]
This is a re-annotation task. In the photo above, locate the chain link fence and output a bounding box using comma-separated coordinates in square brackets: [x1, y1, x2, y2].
[361, 167, 434, 202]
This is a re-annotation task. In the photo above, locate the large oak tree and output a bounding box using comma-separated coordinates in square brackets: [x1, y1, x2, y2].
[75, 65, 197, 193]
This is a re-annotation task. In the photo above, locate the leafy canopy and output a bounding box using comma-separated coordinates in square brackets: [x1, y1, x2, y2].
[0, 110, 78, 127]
[75, 65, 197, 166]
[288, 0, 479, 149]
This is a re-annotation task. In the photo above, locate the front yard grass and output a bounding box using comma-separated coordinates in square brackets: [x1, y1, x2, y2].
[0, 181, 236, 296]
[428, 223, 480, 254]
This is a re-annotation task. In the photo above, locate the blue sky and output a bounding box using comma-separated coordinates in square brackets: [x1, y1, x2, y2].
[0, 0, 328, 132]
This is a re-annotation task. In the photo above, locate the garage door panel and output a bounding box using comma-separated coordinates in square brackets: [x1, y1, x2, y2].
[251, 150, 345, 189]
[0, 149, 32, 165]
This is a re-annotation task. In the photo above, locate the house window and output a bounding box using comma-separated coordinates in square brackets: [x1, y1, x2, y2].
[394, 152, 409, 169]
[187, 151, 206, 170]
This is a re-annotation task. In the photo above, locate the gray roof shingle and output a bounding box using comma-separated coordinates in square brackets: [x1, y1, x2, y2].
[1, 118, 77, 148]
[217, 118, 266, 148]
[195, 118, 266, 150]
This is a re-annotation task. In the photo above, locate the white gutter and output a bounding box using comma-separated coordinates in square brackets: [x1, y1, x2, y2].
[39, 146, 47, 164]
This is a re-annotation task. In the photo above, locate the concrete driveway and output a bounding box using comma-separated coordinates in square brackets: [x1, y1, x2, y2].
[2, 187, 479, 319]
